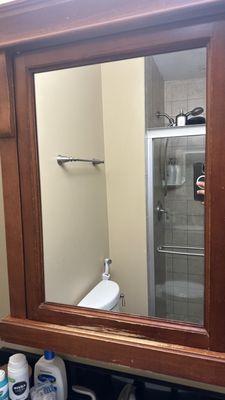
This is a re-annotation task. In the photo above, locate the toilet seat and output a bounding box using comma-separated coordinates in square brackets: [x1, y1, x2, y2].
[77, 280, 120, 310]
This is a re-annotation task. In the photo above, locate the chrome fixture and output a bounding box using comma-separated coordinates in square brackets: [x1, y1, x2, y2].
[186, 106, 204, 117]
[157, 245, 204, 257]
[57, 155, 104, 166]
[156, 111, 175, 127]
[156, 201, 167, 221]
[102, 258, 112, 279]
[72, 386, 97, 400]
[156, 107, 204, 127]
[120, 293, 126, 307]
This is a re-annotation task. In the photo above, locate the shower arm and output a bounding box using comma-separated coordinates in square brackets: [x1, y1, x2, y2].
[156, 111, 175, 127]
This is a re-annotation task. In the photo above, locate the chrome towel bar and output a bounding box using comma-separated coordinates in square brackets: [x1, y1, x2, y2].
[157, 245, 204, 257]
[57, 155, 104, 166]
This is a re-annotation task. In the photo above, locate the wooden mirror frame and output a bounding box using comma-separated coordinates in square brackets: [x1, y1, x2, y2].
[1, 0, 225, 387]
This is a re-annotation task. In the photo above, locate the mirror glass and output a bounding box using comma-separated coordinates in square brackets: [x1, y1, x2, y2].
[34, 47, 206, 324]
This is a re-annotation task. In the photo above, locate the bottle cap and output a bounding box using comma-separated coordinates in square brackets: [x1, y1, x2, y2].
[8, 353, 27, 370]
[44, 351, 55, 360]
[0, 370, 6, 382]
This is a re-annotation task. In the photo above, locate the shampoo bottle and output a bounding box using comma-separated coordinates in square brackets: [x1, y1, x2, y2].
[176, 109, 186, 126]
[7, 354, 29, 400]
[0, 370, 9, 400]
[34, 351, 67, 400]
[167, 158, 177, 185]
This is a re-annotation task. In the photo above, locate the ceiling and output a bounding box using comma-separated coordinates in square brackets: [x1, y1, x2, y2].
[153, 48, 206, 81]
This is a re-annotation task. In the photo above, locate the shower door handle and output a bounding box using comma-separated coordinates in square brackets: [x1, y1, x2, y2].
[156, 201, 167, 221]
[157, 245, 204, 257]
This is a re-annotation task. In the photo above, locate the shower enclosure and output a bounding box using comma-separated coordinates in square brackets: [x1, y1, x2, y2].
[146, 125, 205, 325]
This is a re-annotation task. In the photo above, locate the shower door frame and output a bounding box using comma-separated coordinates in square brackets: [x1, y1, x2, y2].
[146, 125, 206, 317]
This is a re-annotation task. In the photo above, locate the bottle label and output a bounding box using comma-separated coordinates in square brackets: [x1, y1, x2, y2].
[8, 377, 29, 400]
[12, 382, 27, 397]
[37, 374, 56, 384]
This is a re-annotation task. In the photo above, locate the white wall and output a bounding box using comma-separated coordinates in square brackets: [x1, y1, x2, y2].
[101, 58, 148, 315]
[35, 65, 109, 305]
[34, 58, 148, 314]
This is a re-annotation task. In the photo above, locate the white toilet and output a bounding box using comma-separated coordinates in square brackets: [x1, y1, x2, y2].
[77, 258, 121, 312]
[77, 279, 120, 311]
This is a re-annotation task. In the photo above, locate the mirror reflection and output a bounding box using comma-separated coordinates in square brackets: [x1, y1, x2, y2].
[34, 47, 206, 324]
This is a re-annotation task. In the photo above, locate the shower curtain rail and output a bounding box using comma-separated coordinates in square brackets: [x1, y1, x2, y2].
[157, 245, 204, 257]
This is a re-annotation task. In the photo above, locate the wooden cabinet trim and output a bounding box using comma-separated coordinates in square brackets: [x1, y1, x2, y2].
[1, 316, 225, 387]
[0, 1, 224, 50]
[0, 140, 26, 317]
[0, 52, 15, 138]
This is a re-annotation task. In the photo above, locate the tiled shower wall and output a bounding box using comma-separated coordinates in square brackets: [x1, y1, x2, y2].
[145, 56, 165, 129]
[146, 70, 205, 322]
[164, 134, 205, 324]
[164, 78, 206, 121]
[163, 78, 205, 324]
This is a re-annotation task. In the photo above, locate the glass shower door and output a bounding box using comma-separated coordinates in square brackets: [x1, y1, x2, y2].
[146, 126, 205, 325]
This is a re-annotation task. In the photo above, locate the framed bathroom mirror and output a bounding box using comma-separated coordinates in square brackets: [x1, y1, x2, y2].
[33, 47, 206, 325]
[2, 1, 225, 381]
[3, 6, 225, 355]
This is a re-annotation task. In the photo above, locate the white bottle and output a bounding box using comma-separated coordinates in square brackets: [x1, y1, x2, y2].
[167, 158, 177, 185]
[34, 351, 67, 400]
[176, 109, 186, 126]
[0, 370, 9, 400]
[175, 163, 182, 185]
[7, 354, 29, 400]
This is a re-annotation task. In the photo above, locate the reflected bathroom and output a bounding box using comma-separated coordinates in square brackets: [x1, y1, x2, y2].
[146, 48, 206, 324]
[34, 47, 206, 325]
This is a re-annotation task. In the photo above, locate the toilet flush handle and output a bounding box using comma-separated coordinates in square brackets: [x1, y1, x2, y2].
[102, 258, 112, 280]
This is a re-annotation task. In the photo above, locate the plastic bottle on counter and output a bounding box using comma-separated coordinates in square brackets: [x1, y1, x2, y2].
[7, 354, 29, 400]
[0, 370, 9, 400]
[34, 351, 67, 400]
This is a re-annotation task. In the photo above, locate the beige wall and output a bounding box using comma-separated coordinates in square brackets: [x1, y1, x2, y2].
[101, 58, 148, 315]
[35, 65, 109, 305]
[35, 58, 148, 314]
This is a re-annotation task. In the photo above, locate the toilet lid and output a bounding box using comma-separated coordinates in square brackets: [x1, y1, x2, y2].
[77, 280, 120, 310]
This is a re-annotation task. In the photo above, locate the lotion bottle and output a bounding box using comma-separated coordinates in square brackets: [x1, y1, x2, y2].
[7, 354, 29, 400]
[34, 351, 67, 400]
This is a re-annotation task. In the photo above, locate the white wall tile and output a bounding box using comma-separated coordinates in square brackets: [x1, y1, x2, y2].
[172, 80, 188, 101]
[188, 257, 204, 275]
[187, 97, 205, 114]
[171, 100, 188, 116]
[187, 78, 205, 99]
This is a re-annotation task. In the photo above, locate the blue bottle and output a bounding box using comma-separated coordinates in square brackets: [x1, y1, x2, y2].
[0, 370, 8, 400]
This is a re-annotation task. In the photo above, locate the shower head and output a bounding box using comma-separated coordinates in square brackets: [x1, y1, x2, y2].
[186, 107, 204, 117]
